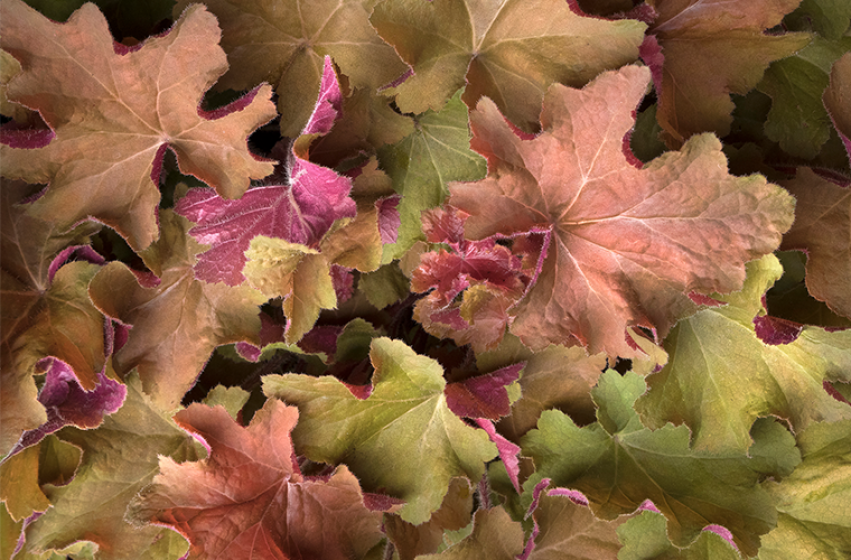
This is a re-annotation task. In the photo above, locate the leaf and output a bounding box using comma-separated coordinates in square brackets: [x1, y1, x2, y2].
[88, 210, 266, 410]
[0, 1, 276, 251]
[522, 370, 801, 557]
[759, 36, 851, 159]
[449, 65, 795, 356]
[19, 374, 199, 560]
[1, 181, 104, 457]
[370, 0, 646, 132]
[618, 510, 744, 560]
[417, 507, 525, 560]
[263, 337, 498, 524]
[172, 0, 409, 137]
[824, 52, 851, 164]
[378, 90, 487, 261]
[130, 399, 385, 560]
[644, 0, 811, 144]
[757, 420, 851, 560]
[635, 255, 851, 453]
[785, 0, 851, 40]
[779, 168, 851, 319]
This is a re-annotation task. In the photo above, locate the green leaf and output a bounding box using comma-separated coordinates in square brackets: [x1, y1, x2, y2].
[785, 0, 851, 40]
[522, 370, 799, 557]
[635, 255, 851, 454]
[417, 506, 524, 559]
[201, 385, 250, 420]
[618, 510, 743, 560]
[377, 90, 487, 261]
[758, 420, 851, 559]
[263, 337, 497, 524]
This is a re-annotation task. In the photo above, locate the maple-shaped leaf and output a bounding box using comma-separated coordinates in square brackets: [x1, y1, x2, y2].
[18, 374, 200, 560]
[449, 65, 795, 356]
[418, 506, 525, 559]
[172, 0, 408, 137]
[618, 510, 743, 560]
[88, 210, 266, 410]
[0, 1, 277, 251]
[522, 369, 802, 556]
[635, 255, 851, 454]
[757, 419, 851, 560]
[1, 181, 104, 457]
[758, 36, 851, 159]
[130, 399, 385, 560]
[824, 52, 851, 164]
[780, 169, 851, 319]
[263, 337, 498, 524]
[370, 0, 646, 132]
[643, 0, 811, 144]
[378, 90, 487, 261]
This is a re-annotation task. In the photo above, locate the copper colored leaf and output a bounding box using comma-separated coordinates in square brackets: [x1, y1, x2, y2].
[780, 168, 851, 319]
[173, 0, 409, 137]
[130, 399, 385, 560]
[263, 338, 498, 524]
[418, 506, 525, 559]
[450, 65, 795, 356]
[88, 211, 265, 410]
[0, 0, 277, 251]
[644, 0, 811, 144]
[370, 0, 646, 132]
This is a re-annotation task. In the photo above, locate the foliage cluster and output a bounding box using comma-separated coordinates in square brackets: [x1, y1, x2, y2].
[1, 0, 850, 558]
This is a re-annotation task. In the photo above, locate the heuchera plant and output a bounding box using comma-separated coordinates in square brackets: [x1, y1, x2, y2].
[1, 0, 850, 558]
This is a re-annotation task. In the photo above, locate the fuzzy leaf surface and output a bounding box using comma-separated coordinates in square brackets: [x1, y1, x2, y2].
[0, 1, 276, 250]
[522, 370, 799, 556]
[645, 0, 811, 143]
[172, 0, 408, 137]
[130, 399, 384, 560]
[780, 169, 851, 319]
[618, 510, 743, 560]
[371, 0, 646, 132]
[636, 255, 851, 453]
[263, 337, 497, 524]
[19, 375, 200, 560]
[450, 65, 795, 355]
[88, 211, 265, 410]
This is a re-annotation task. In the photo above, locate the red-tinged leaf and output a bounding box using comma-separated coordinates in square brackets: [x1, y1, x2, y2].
[0, 1, 277, 251]
[445, 363, 523, 421]
[824, 52, 851, 163]
[644, 0, 811, 144]
[779, 169, 851, 320]
[475, 419, 522, 494]
[753, 315, 805, 345]
[1, 181, 104, 457]
[88, 211, 266, 410]
[130, 400, 385, 560]
[450, 65, 795, 356]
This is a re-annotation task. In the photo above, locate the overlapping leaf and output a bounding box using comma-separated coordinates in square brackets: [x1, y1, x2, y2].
[130, 399, 385, 560]
[370, 0, 646, 132]
[824, 52, 851, 163]
[88, 210, 266, 410]
[16, 374, 200, 560]
[263, 337, 497, 524]
[172, 0, 409, 137]
[644, 0, 812, 144]
[418, 507, 524, 559]
[0, 0, 277, 251]
[635, 255, 851, 453]
[450, 65, 795, 355]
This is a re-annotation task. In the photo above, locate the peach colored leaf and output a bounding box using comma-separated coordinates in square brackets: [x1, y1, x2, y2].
[0, 0, 277, 251]
[88, 211, 265, 410]
[130, 399, 385, 560]
[644, 0, 811, 144]
[172, 0, 409, 137]
[370, 0, 646, 132]
[780, 168, 851, 319]
[1, 181, 104, 457]
[449, 65, 795, 356]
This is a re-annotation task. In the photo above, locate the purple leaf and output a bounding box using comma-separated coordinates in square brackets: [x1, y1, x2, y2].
[475, 419, 521, 493]
[302, 56, 343, 137]
[444, 363, 524, 420]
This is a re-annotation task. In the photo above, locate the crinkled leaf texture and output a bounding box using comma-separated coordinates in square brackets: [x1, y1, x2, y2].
[522, 370, 802, 557]
[450, 65, 795, 356]
[0, 0, 277, 251]
[636, 255, 851, 454]
[263, 337, 498, 524]
[130, 399, 385, 560]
